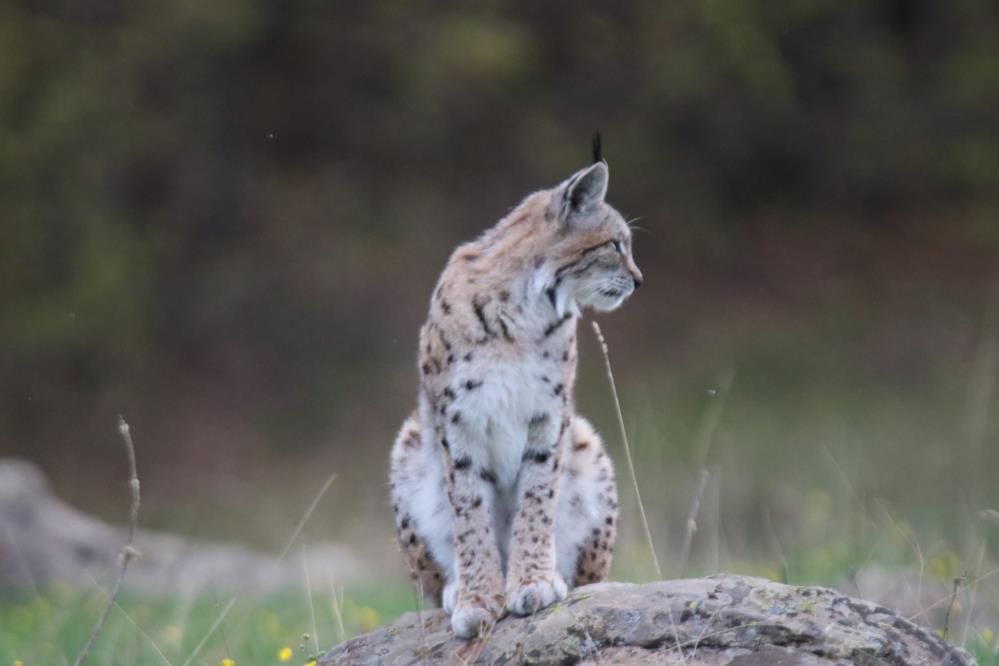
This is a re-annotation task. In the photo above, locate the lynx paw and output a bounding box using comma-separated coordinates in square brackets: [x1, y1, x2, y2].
[506, 573, 568, 616]
[450, 603, 496, 639]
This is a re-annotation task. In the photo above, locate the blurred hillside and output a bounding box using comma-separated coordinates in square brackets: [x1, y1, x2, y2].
[2, 0, 998, 556]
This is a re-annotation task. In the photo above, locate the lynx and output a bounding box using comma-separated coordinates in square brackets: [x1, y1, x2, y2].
[389, 155, 642, 638]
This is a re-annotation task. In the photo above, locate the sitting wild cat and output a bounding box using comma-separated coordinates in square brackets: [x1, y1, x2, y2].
[389, 153, 642, 638]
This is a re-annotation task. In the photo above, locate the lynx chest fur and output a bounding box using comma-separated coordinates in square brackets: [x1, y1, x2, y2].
[421, 287, 577, 490]
[390, 158, 641, 638]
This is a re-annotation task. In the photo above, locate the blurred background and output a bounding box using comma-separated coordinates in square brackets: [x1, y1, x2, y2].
[2, 0, 999, 656]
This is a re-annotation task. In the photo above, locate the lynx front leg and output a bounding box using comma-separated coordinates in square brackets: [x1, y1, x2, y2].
[441, 424, 505, 638]
[506, 411, 570, 616]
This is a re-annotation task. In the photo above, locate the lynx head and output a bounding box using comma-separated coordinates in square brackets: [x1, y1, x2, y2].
[535, 161, 643, 315]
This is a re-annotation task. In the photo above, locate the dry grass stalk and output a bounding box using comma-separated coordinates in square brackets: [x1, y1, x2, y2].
[664, 605, 689, 665]
[278, 472, 337, 561]
[456, 621, 496, 666]
[942, 574, 965, 640]
[74, 415, 141, 666]
[179, 597, 236, 666]
[681, 369, 734, 575]
[677, 370, 733, 578]
[302, 545, 320, 656]
[668, 620, 764, 655]
[192, 469, 337, 663]
[693, 370, 734, 470]
[591, 321, 661, 579]
[688, 601, 723, 660]
[824, 445, 938, 626]
[81, 569, 173, 666]
[965, 302, 998, 470]
[677, 469, 710, 578]
[915, 565, 999, 619]
[403, 559, 430, 665]
[763, 508, 790, 581]
[960, 539, 988, 646]
[874, 499, 930, 626]
[327, 578, 347, 646]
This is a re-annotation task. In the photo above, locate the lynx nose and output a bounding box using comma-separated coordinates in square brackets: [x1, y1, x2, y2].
[628, 263, 643, 288]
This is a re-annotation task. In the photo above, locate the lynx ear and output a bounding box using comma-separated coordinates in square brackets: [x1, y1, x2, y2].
[559, 162, 608, 222]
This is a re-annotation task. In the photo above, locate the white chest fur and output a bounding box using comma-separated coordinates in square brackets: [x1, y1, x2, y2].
[450, 356, 552, 487]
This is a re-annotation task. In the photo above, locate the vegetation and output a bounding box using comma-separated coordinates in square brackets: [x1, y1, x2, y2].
[2, 1, 997, 664]
[4, 1, 999, 481]
[0, 583, 407, 666]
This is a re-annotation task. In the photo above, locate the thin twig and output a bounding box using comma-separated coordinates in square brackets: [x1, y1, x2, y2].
[74, 415, 141, 666]
[677, 469, 710, 578]
[913, 566, 999, 619]
[591, 321, 661, 579]
[942, 575, 965, 640]
[81, 569, 173, 666]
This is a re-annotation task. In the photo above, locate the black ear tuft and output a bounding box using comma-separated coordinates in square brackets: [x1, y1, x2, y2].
[592, 131, 603, 164]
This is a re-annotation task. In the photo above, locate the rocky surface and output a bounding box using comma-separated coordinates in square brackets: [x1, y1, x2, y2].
[0, 458, 366, 597]
[320, 575, 974, 665]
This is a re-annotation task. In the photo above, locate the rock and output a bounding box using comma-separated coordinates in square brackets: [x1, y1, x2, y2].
[319, 575, 974, 665]
[0, 458, 367, 597]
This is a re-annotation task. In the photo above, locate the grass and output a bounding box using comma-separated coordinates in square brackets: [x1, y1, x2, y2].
[3, 541, 996, 665]
[0, 583, 414, 666]
[3, 315, 998, 664]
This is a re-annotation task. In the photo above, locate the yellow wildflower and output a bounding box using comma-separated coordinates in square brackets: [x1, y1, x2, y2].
[305, 660, 317, 666]
[221, 659, 235, 666]
[278, 646, 294, 662]
[355, 606, 380, 632]
[14, 660, 24, 666]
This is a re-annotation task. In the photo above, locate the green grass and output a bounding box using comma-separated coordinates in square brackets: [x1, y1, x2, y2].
[975, 643, 999, 666]
[0, 582, 416, 666]
[2, 536, 994, 666]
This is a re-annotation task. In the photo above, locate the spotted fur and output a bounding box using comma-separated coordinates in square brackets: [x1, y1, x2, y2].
[389, 161, 640, 638]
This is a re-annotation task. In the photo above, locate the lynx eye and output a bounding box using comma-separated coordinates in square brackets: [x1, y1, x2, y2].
[611, 240, 623, 253]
